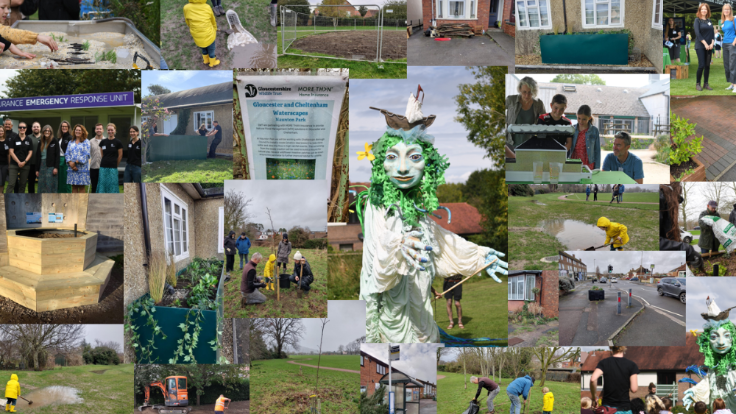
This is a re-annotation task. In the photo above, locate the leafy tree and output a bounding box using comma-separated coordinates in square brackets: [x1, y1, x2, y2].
[277, 0, 311, 25]
[454, 66, 508, 167]
[382, 0, 407, 20]
[108, 0, 160, 45]
[317, 0, 347, 18]
[147, 84, 172, 96]
[436, 183, 465, 203]
[3, 70, 142, 103]
[358, 5, 368, 17]
[550, 74, 606, 85]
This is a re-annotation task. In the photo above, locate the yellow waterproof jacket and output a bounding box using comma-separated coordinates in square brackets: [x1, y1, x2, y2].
[264, 254, 276, 278]
[597, 217, 629, 248]
[183, 0, 217, 48]
[5, 374, 20, 399]
[543, 392, 554, 411]
[0, 26, 38, 45]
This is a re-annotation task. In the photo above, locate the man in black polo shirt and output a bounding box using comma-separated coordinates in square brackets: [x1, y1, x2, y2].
[536, 94, 572, 148]
[6, 122, 33, 194]
[3, 119, 18, 142]
[206, 120, 223, 159]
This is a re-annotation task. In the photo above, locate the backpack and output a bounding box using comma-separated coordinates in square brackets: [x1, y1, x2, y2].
[462, 400, 480, 414]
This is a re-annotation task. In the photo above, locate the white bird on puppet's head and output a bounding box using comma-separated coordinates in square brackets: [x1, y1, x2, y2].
[405, 85, 425, 123]
[701, 296, 736, 321]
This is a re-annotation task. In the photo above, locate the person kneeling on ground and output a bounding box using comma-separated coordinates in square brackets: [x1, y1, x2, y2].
[470, 375, 500, 414]
[215, 394, 231, 413]
[264, 253, 276, 291]
[290, 251, 314, 293]
[597, 217, 629, 251]
[241, 252, 266, 305]
[4, 373, 20, 413]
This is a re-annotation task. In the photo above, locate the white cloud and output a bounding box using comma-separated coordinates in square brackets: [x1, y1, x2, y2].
[362, 343, 440, 383]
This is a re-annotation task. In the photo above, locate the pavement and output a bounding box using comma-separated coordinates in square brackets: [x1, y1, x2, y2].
[600, 149, 669, 184]
[408, 29, 514, 68]
[420, 398, 437, 414]
[671, 96, 736, 181]
[559, 279, 685, 346]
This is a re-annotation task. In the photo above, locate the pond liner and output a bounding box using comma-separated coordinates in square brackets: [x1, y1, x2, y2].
[146, 135, 208, 162]
[133, 261, 225, 364]
[540, 33, 629, 65]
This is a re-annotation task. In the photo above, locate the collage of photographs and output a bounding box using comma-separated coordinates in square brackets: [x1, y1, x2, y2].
[0, 0, 731, 413]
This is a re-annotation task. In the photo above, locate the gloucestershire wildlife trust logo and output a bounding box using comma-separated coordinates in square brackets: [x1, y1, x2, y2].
[243, 84, 258, 98]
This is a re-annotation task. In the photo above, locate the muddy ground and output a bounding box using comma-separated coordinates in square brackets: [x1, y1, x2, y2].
[0, 265, 123, 324]
[290, 30, 406, 60]
[139, 400, 250, 413]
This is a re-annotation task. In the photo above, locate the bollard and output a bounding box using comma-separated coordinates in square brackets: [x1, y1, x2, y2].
[617, 291, 621, 315]
[714, 264, 720, 276]
[628, 289, 632, 307]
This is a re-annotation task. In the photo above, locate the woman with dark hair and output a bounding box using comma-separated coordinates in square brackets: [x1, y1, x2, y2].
[124, 126, 141, 183]
[276, 233, 292, 273]
[630, 397, 646, 414]
[666, 18, 682, 63]
[0, 128, 7, 193]
[567, 104, 600, 171]
[65, 124, 90, 194]
[57, 120, 72, 193]
[35, 125, 59, 193]
[97, 123, 122, 193]
[694, 2, 716, 91]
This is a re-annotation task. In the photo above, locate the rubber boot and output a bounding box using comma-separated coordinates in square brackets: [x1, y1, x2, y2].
[9, 406, 14, 413]
[4, 404, 8, 412]
[270, 3, 278, 27]
[209, 57, 220, 67]
[202, 54, 210, 64]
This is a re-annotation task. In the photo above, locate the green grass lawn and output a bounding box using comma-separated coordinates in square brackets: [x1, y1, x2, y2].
[437, 371, 580, 414]
[288, 354, 360, 371]
[327, 252, 361, 300]
[432, 275, 508, 344]
[0, 365, 133, 414]
[277, 31, 407, 79]
[670, 45, 733, 96]
[251, 357, 359, 413]
[143, 158, 232, 183]
[509, 193, 659, 270]
[224, 246, 327, 318]
[564, 192, 658, 206]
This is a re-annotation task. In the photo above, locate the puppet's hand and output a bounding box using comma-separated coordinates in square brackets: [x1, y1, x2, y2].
[485, 251, 508, 283]
[683, 389, 694, 410]
[400, 231, 432, 271]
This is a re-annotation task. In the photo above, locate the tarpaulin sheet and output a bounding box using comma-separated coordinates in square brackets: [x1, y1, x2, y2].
[147, 135, 208, 162]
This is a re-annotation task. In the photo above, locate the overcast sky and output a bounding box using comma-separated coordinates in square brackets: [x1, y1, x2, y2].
[514, 74, 664, 88]
[0, 70, 18, 97]
[293, 301, 366, 352]
[566, 251, 687, 274]
[142, 70, 232, 96]
[84, 325, 123, 348]
[686, 278, 736, 331]
[362, 343, 440, 383]
[681, 183, 736, 223]
[225, 180, 328, 232]
[350, 66, 494, 183]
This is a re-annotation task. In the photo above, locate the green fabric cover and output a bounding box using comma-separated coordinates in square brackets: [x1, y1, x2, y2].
[147, 135, 208, 162]
[540, 33, 629, 65]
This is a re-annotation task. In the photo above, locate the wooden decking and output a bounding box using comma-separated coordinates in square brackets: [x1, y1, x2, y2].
[0, 254, 114, 312]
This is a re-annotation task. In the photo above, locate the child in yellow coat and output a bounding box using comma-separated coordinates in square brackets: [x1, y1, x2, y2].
[597, 217, 629, 251]
[183, 0, 220, 67]
[4, 373, 20, 412]
[264, 254, 277, 290]
[542, 387, 554, 414]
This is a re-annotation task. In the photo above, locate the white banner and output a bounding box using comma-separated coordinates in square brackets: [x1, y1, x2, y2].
[236, 75, 347, 181]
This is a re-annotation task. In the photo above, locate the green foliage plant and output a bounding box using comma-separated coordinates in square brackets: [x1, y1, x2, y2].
[669, 111, 703, 166]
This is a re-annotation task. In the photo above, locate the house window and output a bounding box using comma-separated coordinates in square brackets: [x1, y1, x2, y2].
[637, 118, 650, 134]
[516, 0, 551, 30]
[652, 0, 662, 29]
[508, 274, 536, 300]
[218, 206, 224, 254]
[360, 386, 367, 393]
[437, 0, 477, 19]
[361, 356, 364, 366]
[376, 364, 380, 374]
[582, 0, 623, 28]
[161, 186, 190, 262]
[193, 110, 215, 132]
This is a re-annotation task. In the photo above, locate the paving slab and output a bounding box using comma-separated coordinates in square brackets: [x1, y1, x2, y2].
[408, 31, 514, 67]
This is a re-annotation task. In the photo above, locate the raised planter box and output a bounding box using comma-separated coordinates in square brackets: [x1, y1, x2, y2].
[540, 33, 629, 65]
[133, 262, 225, 364]
[670, 156, 706, 182]
[665, 64, 689, 79]
[589, 289, 605, 301]
[7, 228, 97, 275]
[146, 135, 208, 162]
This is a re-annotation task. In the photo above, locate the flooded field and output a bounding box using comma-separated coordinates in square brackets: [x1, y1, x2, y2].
[538, 219, 607, 251]
[0, 386, 83, 409]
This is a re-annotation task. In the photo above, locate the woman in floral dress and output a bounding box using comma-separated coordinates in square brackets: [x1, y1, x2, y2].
[35, 125, 59, 193]
[65, 124, 90, 193]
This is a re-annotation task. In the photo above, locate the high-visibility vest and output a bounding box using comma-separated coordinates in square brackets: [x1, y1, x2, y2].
[215, 397, 226, 410]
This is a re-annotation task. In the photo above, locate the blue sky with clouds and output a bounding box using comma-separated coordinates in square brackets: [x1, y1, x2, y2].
[349, 66, 494, 184]
[141, 70, 233, 96]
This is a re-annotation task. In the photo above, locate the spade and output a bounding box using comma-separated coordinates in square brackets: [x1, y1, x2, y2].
[585, 243, 611, 251]
[19, 396, 32, 405]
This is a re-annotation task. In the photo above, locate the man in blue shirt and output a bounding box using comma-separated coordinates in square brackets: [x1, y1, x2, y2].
[618, 184, 625, 203]
[602, 132, 644, 184]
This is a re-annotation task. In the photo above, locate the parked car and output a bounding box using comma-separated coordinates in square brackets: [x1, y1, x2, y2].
[600, 277, 607, 283]
[630, 277, 639, 281]
[657, 277, 686, 304]
[694, 226, 701, 230]
[611, 277, 618, 283]
[680, 228, 693, 244]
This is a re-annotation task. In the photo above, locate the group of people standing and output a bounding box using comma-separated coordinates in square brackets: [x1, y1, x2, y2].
[0, 119, 142, 193]
[506, 77, 644, 184]
[584, 184, 626, 203]
[687, 3, 736, 92]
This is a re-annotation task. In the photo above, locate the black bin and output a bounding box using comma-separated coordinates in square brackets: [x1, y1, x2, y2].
[588, 290, 605, 301]
[279, 274, 291, 289]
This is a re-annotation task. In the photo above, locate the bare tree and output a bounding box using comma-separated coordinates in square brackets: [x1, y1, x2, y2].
[224, 190, 253, 236]
[94, 339, 122, 353]
[531, 347, 581, 389]
[681, 182, 692, 231]
[0, 325, 84, 371]
[266, 207, 277, 254]
[258, 318, 305, 358]
[704, 182, 727, 217]
[314, 318, 329, 396]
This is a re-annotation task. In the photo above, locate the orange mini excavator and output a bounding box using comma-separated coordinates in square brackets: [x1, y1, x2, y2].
[138, 376, 191, 413]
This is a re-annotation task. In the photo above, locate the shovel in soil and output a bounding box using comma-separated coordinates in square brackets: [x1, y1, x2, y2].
[585, 243, 611, 251]
[19, 396, 32, 405]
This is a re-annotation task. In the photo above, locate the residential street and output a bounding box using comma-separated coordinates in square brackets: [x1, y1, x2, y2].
[559, 279, 685, 346]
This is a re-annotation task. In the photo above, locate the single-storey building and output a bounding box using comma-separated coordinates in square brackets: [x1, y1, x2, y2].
[514, 0, 663, 71]
[148, 82, 233, 156]
[422, 0, 512, 33]
[508, 270, 558, 318]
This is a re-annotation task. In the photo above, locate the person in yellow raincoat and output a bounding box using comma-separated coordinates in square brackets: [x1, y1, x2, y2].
[4, 373, 20, 413]
[597, 217, 629, 251]
[183, 0, 220, 68]
[264, 254, 276, 291]
[542, 387, 554, 414]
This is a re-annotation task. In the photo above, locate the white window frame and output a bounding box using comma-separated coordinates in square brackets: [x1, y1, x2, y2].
[581, 0, 624, 29]
[651, 0, 662, 29]
[515, 0, 552, 30]
[508, 274, 536, 301]
[360, 356, 364, 366]
[161, 186, 190, 263]
[218, 206, 224, 254]
[436, 0, 478, 20]
[193, 110, 215, 132]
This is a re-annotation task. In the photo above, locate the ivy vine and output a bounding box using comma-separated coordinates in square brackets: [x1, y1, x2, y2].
[125, 295, 167, 364]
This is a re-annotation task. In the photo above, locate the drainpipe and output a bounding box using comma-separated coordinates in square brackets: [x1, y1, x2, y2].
[562, 0, 568, 34]
[140, 183, 151, 265]
[233, 321, 238, 364]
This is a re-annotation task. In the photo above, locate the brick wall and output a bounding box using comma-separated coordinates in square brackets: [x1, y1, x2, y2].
[541, 270, 559, 318]
[581, 372, 695, 406]
[421, 0, 491, 31]
[360, 353, 388, 396]
[502, 0, 515, 37]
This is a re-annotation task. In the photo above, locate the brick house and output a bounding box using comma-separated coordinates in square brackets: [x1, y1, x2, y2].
[558, 251, 586, 280]
[581, 335, 703, 403]
[501, 0, 515, 36]
[667, 264, 686, 277]
[360, 350, 436, 398]
[507, 270, 558, 318]
[315, 0, 362, 17]
[421, 0, 515, 33]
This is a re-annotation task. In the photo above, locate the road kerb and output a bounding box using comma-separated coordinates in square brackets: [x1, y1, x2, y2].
[607, 295, 645, 346]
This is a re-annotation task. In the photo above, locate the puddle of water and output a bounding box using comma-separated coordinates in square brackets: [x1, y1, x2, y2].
[531, 200, 547, 206]
[0, 386, 83, 409]
[538, 219, 607, 250]
[540, 256, 559, 263]
[231, 43, 277, 68]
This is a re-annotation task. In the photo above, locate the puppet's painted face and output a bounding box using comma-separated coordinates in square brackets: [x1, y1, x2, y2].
[710, 327, 733, 354]
[384, 141, 425, 189]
